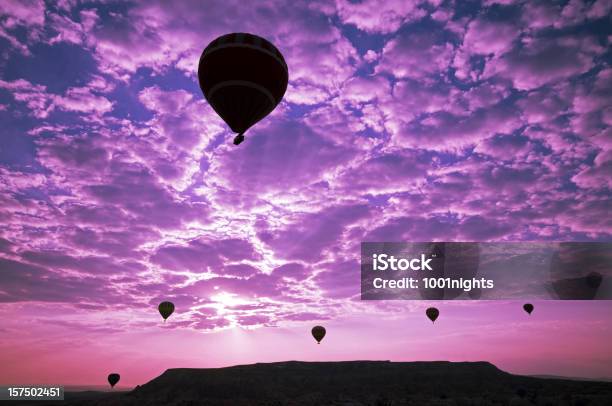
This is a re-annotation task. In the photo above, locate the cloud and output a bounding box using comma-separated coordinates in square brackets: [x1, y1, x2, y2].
[151, 238, 259, 273]
[0, 0, 610, 339]
[0, 0, 45, 54]
[521, 2, 563, 30]
[587, 0, 612, 19]
[0, 257, 128, 304]
[0, 79, 113, 118]
[572, 68, 612, 119]
[377, 79, 455, 131]
[341, 75, 392, 105]
[364, 215, 459, 242]
[285, 81, 330, 105]
[474, 134, 531, 159]
[459, 215, 516, 240]
[572, 150, 612, 190]
[376, 31, 454, 81]
[334, 150, 430, 195]
[73, 0, 361, 95]
[209, 119, 356, 196]
[314, 260, 360, 298]
[452, 17, 520, 81]
[47, 11, 93, 46]
[35, 132, 210, 230]
[461, 18, 519, 57]
[273, 263, 309, 280]
[484, 35, 605, 90]
[392, 103, 523, 151]
[258, 203, 370, 262]
[335, 0, 427, 34]
[138, 85, 223, 151]
[518, 87, 569, 125]
[0, 0, 45, 26]
[21, 249, 146, 275]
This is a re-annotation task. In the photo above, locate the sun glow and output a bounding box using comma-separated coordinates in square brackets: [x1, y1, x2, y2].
[211, 292, 249, 309]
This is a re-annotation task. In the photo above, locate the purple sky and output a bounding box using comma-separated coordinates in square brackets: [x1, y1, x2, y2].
[1, 0, 611, 388]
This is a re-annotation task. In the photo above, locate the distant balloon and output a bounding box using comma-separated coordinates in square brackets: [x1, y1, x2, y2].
[426, 307, 439, 323]
[158, 301, 175, 322]
[549, 242, 608, 299]
[107, 373, 120, 388]
[311, 326, 326, 344]
[523, 303, 534, 315]
[198, 32, 289, 145]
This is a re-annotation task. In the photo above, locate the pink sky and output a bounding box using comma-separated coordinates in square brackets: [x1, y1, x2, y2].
[0, 0, 611, 388]
[2, 301, 612, 387]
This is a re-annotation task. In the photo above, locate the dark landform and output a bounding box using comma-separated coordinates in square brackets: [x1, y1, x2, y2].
[5, 361, 612, 406]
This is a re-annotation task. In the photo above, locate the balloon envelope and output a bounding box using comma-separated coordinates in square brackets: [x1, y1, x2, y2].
[198, 33, 288, 144]
[107, 373, 120, 388]
[311, 326, 326, 344]
[158, 301, 175, 321]
[523, 303, 534, 315]
[549, 243, 608, 299]
[426, 307, 439, 323]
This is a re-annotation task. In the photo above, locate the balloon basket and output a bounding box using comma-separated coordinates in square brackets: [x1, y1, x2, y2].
[233, 134, 245, 145]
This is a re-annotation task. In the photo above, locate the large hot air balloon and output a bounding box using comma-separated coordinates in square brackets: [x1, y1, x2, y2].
[426, 307, 439, 323]
[198, 32, 288, 145]
[158, 301, 175, 322]
[107, 373, 120, 388]
[523, 303, 534, 315]
[311, 326, 326, 344]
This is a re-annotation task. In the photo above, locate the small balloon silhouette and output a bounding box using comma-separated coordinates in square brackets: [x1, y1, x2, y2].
[523, 303, 534, 315]
[107, 373, 120, 388]
[426, 307, 439, 323]
[311, 326, 326, 344]
[158, 301, 175, 322]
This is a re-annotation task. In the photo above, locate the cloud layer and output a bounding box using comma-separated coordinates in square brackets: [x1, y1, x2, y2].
[0, 0, 611, 385]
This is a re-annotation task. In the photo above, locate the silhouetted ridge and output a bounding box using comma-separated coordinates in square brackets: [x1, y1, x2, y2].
[130, 361, 508, 402]
[62, 361, 612, 405]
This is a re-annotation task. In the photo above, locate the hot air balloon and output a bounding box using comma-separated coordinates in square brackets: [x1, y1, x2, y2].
[107, 373, 120, 388]
[158, 301, 175, 322]
[198, 32, 288, 145]
[426, 307, 439, 323]
[523, 303, 534, 315]
[311, 325, 326, 344]
[548, 242, 608, 299]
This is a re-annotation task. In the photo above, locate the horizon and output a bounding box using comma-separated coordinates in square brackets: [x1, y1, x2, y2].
[4, 301, 612, 387]
[1, 0, 611, 393]
[42, 359, 612, 391]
